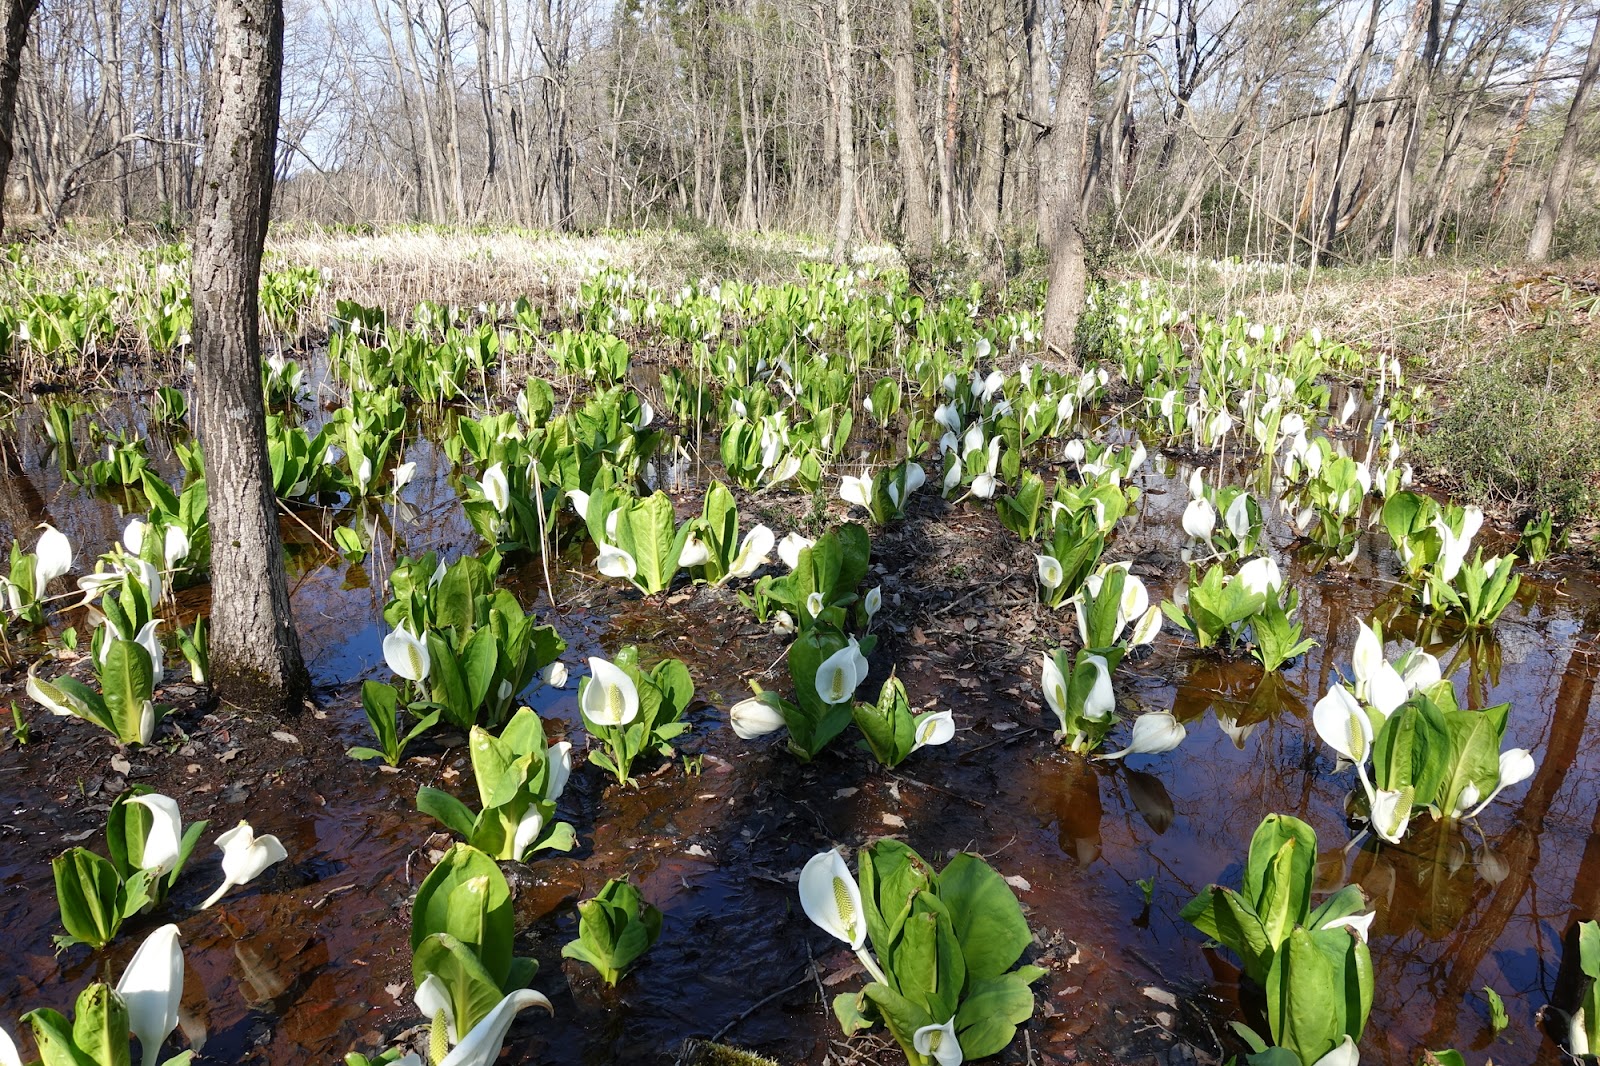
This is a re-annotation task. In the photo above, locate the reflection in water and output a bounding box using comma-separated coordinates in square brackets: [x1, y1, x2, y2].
[1123, 768, 1175, 835]
[1035, 755, 1105, 865]
[1, 373, 1600, 1065]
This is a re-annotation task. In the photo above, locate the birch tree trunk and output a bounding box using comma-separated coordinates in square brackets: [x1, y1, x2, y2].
[1528, 11, 1600, 262]
[192, 0, 308, 712]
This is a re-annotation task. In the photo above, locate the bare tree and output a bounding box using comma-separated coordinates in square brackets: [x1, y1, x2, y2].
[0, 0, 38, 234]
[193, 0, 309, 712]
[1041, 0, 1101, 364]
[1528, 9, 1600, 262]
[889, 0, 934, 283]
[828, 0, 857, 259]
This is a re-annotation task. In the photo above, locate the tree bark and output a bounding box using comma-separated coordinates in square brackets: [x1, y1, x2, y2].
[938, 0, 961, 241]
[1392, 0, 1441, 259]
[831, 0, 857, 260]
[971, 0, 1008, 252]
[192, 0, 308, 712]
[1040, 0, 1100, 365]
[1528, 11, 1600, 263]
[0, 0, 39, 235]
[889, 0, 934, 284]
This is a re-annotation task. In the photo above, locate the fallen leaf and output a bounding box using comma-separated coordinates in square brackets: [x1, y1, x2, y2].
[271, 731, 300, 745]
[1004, 874, 1032, 892]
[834, 787, 859, 799]
[109, 755, 131, 775]
[823, 959, 865, 987]
[1142, 986, 1178, 1009]
[881, 813, 906, 828]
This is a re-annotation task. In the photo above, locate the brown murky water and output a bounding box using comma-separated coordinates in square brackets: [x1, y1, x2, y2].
[1, 378, 1596, 1066]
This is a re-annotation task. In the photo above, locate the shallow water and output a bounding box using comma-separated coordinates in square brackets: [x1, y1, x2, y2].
[0, 369, 1595, 1066]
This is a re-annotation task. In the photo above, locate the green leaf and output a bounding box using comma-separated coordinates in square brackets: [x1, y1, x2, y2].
[859, 839, 932, 953]
[427, 633, 475, 731]
[1244, 814, 1315, 935]
[413, 933, 507, 1039]
[21, 1006, 100, 1066]
[417, 787, 481, 841]
[410, 844, 514, 988]
[1267, 928, 1343, 1066]
[954, 967, 1044, 1059]
[99, 640, 155, 744]
[72, 982, 131, 1066]
[833, 991, 876, 1035]
[936, 853, 1032, 980]
[461, 629, 500, 715]
[53, 848, 122, 949]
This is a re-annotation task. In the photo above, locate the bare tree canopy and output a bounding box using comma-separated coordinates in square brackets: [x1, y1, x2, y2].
[5, 0, 1597, 329]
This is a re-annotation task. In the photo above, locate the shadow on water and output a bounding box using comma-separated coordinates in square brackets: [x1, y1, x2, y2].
[0, 369, 1598, 1065]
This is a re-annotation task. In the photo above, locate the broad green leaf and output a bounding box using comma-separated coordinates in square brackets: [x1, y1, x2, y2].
[954, 966, 1044, 1059]
[936, 853, 1031, 980]
[1267, 928, 1344, 1066]
[72, 982, 131, 1066]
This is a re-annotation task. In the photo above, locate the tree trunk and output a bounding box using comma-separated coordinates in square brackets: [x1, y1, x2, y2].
[1024, 0, 1051, 231]
[192, 0, 308, 712]
[971, 0, 1007, 252]
[1488, 1, 1570, 217]
[889, 0, 933, 284]
[938, 0, 961, 241]
[831, 0, 857, 260]
[1528, 11, 1600, 263]
[1392, 0, 1441, 259]
[1040, 0, 1100, 365]
[0, 0, 39, 235]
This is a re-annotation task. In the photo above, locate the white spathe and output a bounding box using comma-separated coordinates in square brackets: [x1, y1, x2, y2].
[581, 657, 640, 727]
[729, 696, 787, 740]
[414, 973, 458, 1044]
[34, 523, 73, 589]
[200, 821, 289, 909]
[912, 711, 956, 751]
[438, 989, 553, 1066]
[1081, 655, 1115, 721]
[678, 534, 711, 568]
[778, 532, 814, 570]
[1236, 556, 1282, 597]
[1313, 685, 1373, 765]
[545, 742, 572, 801]
[1320, 912, 1376, 943]
[798, 849, 867, 950]
[383, 625, 431, 683]
[814, 646, 863, 706]
[127, 793, 184, 876]
[482, 463, 510, 513]
[1036, 555, 1064, 590]
[116, 923, 184, 1066]
[1040, 654, 1068, 728]
[1181, 498, 1215, 541]
[595, 544, 638, 580]
[1098, 712, 1186, 760]
[726, 524, 775, 579]
[912, 1017, 964, 1066]
[839, 475, 873, 509]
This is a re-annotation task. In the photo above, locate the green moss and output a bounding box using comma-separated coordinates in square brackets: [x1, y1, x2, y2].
[675, 1039, 784, 1066]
